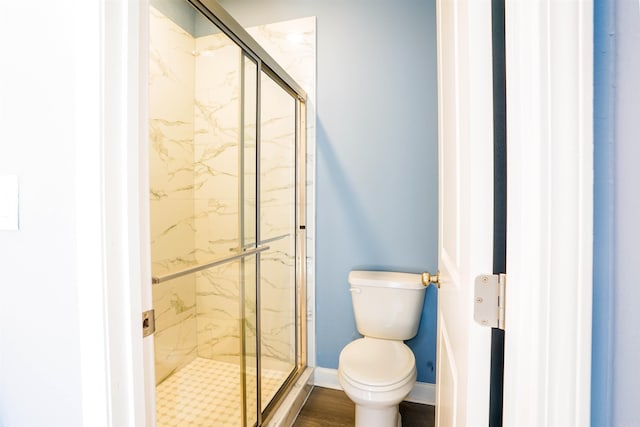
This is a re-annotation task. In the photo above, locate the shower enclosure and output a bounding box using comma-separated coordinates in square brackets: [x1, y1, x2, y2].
[148, 1, 307, 425]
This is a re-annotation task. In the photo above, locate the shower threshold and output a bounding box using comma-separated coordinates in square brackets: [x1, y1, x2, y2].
[156, 357, 289, 427]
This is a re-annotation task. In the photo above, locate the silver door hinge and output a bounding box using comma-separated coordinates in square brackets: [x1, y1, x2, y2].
[142, 309, 156, 338]
[473, 274, 506, 330]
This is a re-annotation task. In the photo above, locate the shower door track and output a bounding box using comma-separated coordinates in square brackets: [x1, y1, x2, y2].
[151, 245, 270, 284]
[187, 0, 307, 102]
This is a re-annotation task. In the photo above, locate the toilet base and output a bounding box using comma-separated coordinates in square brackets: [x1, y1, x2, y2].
[355, 403, 401, 427]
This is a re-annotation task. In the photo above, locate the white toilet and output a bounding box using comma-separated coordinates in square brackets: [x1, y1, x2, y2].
[338, 270, 426, 427]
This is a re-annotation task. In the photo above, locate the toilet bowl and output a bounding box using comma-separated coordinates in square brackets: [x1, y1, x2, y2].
[337, 270, 426, 427]
[338, 337, 417, 427]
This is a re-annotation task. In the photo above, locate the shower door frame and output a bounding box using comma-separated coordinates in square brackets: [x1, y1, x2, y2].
[148, 0, 309, 425]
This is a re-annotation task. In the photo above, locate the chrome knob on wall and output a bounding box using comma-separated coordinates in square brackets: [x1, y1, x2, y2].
[421, 271, 441, 289]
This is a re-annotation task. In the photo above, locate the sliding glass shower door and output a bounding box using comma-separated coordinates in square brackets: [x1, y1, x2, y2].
[148, 1, 306, 425]
[258, 71, 297, 413]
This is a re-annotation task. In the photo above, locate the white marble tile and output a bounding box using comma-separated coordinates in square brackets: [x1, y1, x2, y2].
[193, 143, 239, 201]
[196, 315, 240, 360]
[149, 7, 196, 202]
[261, 312, 295, 363]
[260, 237, 296, 365]
[149, 5, 197, 277]
[194, 34, 241, 148]
[195, 261, 241, 359]
[247, 18, 316, 99]
[150, 6, 199, 378]
[193, 198, 240, 262]
[154, 317, 198, 384]
[149, 8, 195, 117]
[150, 199, 197, 274]
[153, 276, 196, 333]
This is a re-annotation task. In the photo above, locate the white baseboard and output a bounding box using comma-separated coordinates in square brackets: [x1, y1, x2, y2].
[312, 367, 435, 406]
[405, 381, 436, 405]
[313, 367, 342, 390]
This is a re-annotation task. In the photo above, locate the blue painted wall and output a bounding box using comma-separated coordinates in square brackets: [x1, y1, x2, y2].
[591, 0, 615, 424]
[218, 0, 439, 383]
[592, 0, 640, 425]
[609, 0, 640, 424]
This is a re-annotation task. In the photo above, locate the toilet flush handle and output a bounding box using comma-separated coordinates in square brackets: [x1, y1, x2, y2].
[349, 287, 361, 293]
[421, 271, 441, 289]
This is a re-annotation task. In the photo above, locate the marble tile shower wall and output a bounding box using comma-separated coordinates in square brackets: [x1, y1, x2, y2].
[149, 7, 198, 384]
[192, 32, 244, 364]
[150, 7, 316, 384]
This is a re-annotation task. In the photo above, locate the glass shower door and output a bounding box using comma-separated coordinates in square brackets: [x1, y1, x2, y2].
[258, 71, 298, 412]
[149, 3, 259, 426]
[148, 1, 306, 425]
[241, 53, 259, 427]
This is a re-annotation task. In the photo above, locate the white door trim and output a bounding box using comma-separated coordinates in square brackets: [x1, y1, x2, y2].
[101, 0, 153, 425]
[75, 0, 151, 426]
[503, 1, 593, 425]
[74, 1, 110, 425]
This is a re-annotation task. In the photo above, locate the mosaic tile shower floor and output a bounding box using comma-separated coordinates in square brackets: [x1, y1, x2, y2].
[156, 357, 289, 427]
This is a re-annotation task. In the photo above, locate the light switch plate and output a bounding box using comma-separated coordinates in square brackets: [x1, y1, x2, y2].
[0, 175, 19, 231]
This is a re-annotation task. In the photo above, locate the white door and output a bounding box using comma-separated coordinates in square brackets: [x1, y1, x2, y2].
[435, 0, 495, 425]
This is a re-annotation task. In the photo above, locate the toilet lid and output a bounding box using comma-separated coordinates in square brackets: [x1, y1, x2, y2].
[339, 338, 415, 388]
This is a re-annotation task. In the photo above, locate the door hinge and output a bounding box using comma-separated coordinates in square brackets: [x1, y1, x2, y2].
[142, 309, 156, 338]
[473, 273, 506, 330]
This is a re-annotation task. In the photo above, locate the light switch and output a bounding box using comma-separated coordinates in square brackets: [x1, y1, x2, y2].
[0, 175, 19, 231]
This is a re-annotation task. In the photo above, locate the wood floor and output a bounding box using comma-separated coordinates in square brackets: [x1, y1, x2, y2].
[293, 387, 435, 427]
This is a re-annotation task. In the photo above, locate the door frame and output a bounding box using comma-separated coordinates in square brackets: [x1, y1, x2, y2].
[77, 0, 593, 425]
[503, 1, 593, 425]
[75, 0, 152, 425]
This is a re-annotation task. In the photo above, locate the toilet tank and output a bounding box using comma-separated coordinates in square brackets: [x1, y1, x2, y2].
[348, 270, 426, 341]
